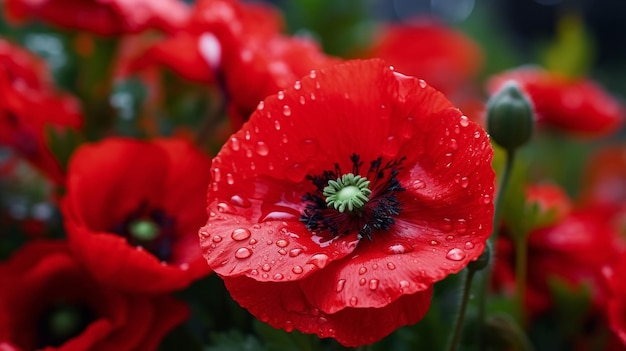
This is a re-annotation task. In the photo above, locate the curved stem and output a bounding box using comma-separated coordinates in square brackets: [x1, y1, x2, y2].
[447, 269, 477, 351]
[477, 148, 517, 350]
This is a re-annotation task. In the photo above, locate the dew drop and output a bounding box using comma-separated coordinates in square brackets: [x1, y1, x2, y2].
[442, 218, 453, 232]
[446, 248, 467, 261]
[419, 79, 427, 88]
[349, 297, 358, 306]
[217, 202, 237, 214]
[385, 241, 414, 254]
[359, 278, 366, 286]
[474, 131, 481, 139]
[292, 265, 303, 274]
[273, 273, 284, 280]
[257, 101, 264, 111]
[278, 248, 287, 255]
[309, 92, 316, 100]
[483, 194, 492, 204]
[274, 120, 281, 130]
[387, 262, 396, 270]
[456, 219, 467, 234]
[446, 235, 454, 241]
[399, 280, 410, 292]
[244, 130, 251, 141]
[281, 134, 289, 144]
[465, 241, 475, 249]
[286, 248, 303, 259]
[276, 239, 289, 248]
[430, 240, 439, 246]
[212, 235, 223, 243]
[212, 168, 221, 182]
[250, 269, 259, 276]
[336, 279, 346, 293]
[459, 177, 469, 188]
[249, 238, 257, 245]
[229, 137, 241, 151]
[255, 141, 269, 156]
[231, 228, 251, 241]
[229, 195, 251, 208]
[317, 316, 328, 325]
[262, 263, 271, 272]
[307, 253, 330, 269]
[277, 90, 285, 100]
[449, 138, 458, 150]
[299, 96, 306, 105]
[412, 179, 426, 189]
[285, 321, 294, 332]
[460, 115, 469, 127]
[294, 80, 301, 90]
[358, 267, 367, 275]
[282, 105, 291, 116]
[235, 247, 252, 259]
[226, 173, 234, 185]
[369, 279, 379, 290]
[262, 273, 269, 279]
[309, 70, 317, 79]
[315, 81, 320, 89]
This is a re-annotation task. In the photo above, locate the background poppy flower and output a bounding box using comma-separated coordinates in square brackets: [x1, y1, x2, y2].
[364, 17, 483, 96]
[62, 138, 213, 293]
[0, 240, 189, 351]
[606, 253, 626, 348]
[3, 0, 190, 36]
[487, 67, 624, 137]
[199, 59, 495, 346]
[0, 39, 83, 186]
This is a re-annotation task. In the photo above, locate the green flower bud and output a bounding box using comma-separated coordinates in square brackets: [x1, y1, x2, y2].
[486, 81, 534, 151]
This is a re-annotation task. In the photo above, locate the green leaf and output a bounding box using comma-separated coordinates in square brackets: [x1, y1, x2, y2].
[543, 13, 594, 78]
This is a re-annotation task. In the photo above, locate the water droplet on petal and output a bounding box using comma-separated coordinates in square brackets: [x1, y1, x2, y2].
[250, 269, 259, 276]
[307, 253, 330, 269]
[460, 115, 469, 127]
[358, 267, 367, 275]
[278, 248, 287, 255]
[262, 273, 269, 279]
[309, 92, 316, 100]
[289, 248, 304, 257]
[419, 79, 427, 88]
[430, 240, 439, 246]
[212, 168, 221, 182]
[413, 179, 426, 189]
[483, 194, 492, 204]
[299, 96, 306, 105]
[217, 202, 237, 214]
[446, 248, 467, 261]
[276, 239, 289, 248]
[399, 280, 410, 292]
[442, 218, 453, 232]
[309, 70, 317, 79]
[385, 242, 414, 254]
[226, 173, 234, 185]
[231, 228, 251, 241]
[257, 101, 264, 111]
[456, 219, 467, 234]
[235, 247, 252, 259]
[262, 263, 271, 272]
[277, 91, 285, 100]
[274, 120, 281, 130]
[292, 265, 303, 274]
[465, 241, 475, 249]
[285, 321, 294, 332]
[255, 141, 269, 156]
[212, 235, 223, 243]
[474, 131, 481, 139]
[273, 273, 284, 280]
[369, 279, 379, 290]
[317, 316, 328, 325]
[294, 81, 301, 90]
[387, 262, 396, 270]
[283, 105, 291, 116]
[459, 177, 469, 188]
[449, 139, 458, 150]
[229, 137, 241, 151]
[249, 238, 257, 245]
[349, 297, 358, 306]
[230, 195, 251, 208]
[336, 279, 346, 292]
[359, 278, 366, 286]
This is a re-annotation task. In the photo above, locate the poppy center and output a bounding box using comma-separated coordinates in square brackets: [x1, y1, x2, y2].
[301, 154, 405, 240]
[111, 202, 175, 262]
[37, 303, 95, 348]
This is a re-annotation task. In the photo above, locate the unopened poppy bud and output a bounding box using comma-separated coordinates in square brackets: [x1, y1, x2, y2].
[486, 81, 534, 151]
[467, 241, 491, 272]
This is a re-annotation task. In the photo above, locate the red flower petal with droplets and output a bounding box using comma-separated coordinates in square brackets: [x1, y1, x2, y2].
[0, 241, 189, 351]
[487, 67, 624, 137]
[199, 59, 495, 346]
[365, 17, 483, 95]
[0, 39, 83, 186]
[4, 0, 189, 35]
[63, 138, 213, 293]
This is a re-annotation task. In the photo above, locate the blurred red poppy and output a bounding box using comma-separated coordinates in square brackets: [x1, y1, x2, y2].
[606, 253, 626, 347]
[365, 18, 483, 95]
[487, 67, 624, 137]
[0, 241, 188, 351]
[4, 0, 190, 36]
[62, 138, 213, 293]
[0, 39, 83, 186]
[198, 59, 495, 346]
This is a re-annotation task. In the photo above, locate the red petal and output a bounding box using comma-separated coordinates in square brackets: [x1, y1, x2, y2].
[225, 275, 433, 347]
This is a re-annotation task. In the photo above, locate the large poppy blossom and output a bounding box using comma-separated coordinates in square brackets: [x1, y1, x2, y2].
[4, 0, 189, 36]
[0, 241, 188, 351]
[365, 18, 483, 96]
[62, 138, 213, 293]
[199, 59, 495, 346]
[487, 67, 624, 137]
[0, 39, 83, 186]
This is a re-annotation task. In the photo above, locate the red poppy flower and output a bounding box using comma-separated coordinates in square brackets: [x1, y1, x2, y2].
[493, 184, 625, 316]
[0, 241, 189, 351]
[4, 0, 189, 36]
[365, 18, 483, 95]
[487, 67, 624, 137]
[198, 59, 495, 346]
[580, 144, 626, 208]
[0, 39, 83, 186]
[62, 138, 213, 293]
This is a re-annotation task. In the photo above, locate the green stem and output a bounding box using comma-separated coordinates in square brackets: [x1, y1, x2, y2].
[514, 236, 528, 324]
[447, 269, 477, 351]
[477, 148, 517, 350]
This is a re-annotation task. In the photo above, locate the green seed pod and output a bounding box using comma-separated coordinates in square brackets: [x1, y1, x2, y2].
[486, 81, 535, 151]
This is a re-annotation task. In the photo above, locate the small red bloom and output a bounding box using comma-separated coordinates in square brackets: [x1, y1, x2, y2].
[4, 0, 189, 36]
[580, 144, 626, 208]
[487, 67, 624, 137]
[606, 254, 626, 347]
[0, 39, 83, 186]
[62, 138, 213, 293]
[0, 241, 189, 351]
[493, 184, 624, 316]
[199, 59, 495, 346]
[365, 18, 483, 95]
